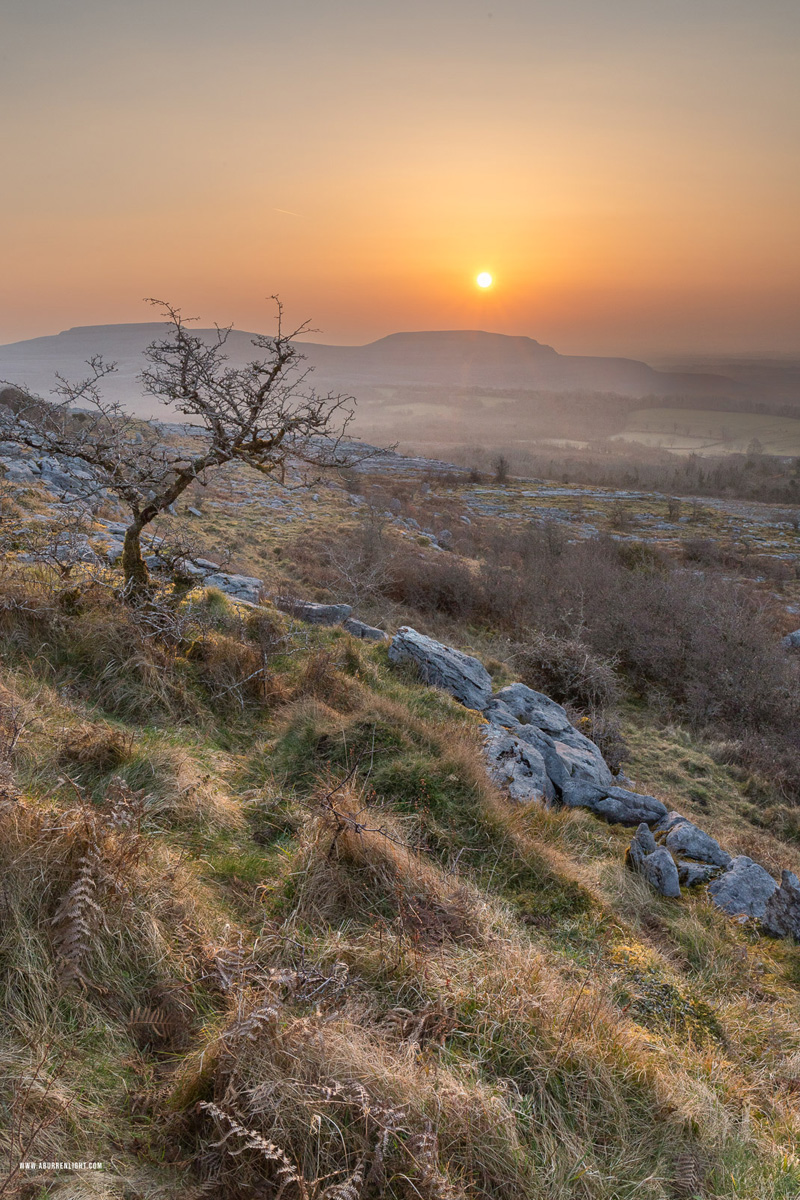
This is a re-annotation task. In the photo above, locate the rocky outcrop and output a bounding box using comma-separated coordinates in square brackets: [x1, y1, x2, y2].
[483, 726, 555, 805]
[626, 823, 681, 897]
[761, 870, 800, 940]
[708, 856, 777, 920]
[276, 598, 353, 625]
[388, 627, 493, 710]
[782, 629, 800, 650]
[343, 617, 387, 641]
[380, 627, 800, 942]
[485, 682, 617, 801]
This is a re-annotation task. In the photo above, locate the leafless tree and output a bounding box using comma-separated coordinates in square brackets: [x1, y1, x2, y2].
[0, 298, 363, 593]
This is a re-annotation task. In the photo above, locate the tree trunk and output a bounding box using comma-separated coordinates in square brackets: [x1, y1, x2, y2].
[121, 522, 150, 593]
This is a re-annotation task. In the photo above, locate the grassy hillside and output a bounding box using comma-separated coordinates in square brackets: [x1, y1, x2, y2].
[2, 474, 800, 1198]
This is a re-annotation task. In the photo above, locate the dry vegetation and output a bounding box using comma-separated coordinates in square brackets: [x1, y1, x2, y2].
[1, 491, 800, 1198]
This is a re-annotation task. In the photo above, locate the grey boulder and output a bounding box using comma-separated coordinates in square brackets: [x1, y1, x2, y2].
[782, 629, 800, 649]
[761, 870, 800, 940]
[276, 597, 353, 625]
[664, 819, 731, 868]
[562, 781, 668, 827]
[343, 617, 387, 641]
[388, 627, 492, 710]
[483, 726, 555, 805]
[627, 823, 681, 897]
[709, 856, 777, 920]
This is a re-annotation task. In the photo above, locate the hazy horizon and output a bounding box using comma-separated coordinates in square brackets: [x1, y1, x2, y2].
[2, 0, 799, 358]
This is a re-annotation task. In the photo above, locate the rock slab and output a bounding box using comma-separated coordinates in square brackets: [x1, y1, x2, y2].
[276, 598, 353, 625]
[388, 627, 492, 710]
[709, 856, 777, 920]
[562, 781, 668, 826]
[663, 819, 731, 868]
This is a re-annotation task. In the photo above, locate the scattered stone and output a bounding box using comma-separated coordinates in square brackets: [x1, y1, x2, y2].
[483, 726, 556, 805]
[187, 506, 202, 517]
[388, 627, 492, 710]
[761, 870, 800, 940]
[663, 819, 731, 868]
[343, 617, 387, 641]
[709, 856, 777, 920]
[562, 782, 668, 826]
[626, 823, 681, 897]
[782, 629, 800, 649]
[276, 597, 353, 625]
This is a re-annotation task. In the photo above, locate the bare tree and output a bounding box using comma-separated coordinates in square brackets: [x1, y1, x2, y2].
[0, 299, 361, 592]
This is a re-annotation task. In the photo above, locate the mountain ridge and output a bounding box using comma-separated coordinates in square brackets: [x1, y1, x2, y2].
[0, 323, 740, 416]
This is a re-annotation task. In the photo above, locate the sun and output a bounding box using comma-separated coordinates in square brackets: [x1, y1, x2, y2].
[476, 271, 493, 288]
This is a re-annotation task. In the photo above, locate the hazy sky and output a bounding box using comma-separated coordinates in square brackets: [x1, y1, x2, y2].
[1, 0, 798, 356]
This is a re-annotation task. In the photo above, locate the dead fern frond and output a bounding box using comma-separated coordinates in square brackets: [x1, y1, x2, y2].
[672, 1149, 708, 1198]
[223, 1004, 280, 1046]
[49, 849, 106, 987]
[320, 1159, 366, 1200]
[197, 1100, 308, 1200]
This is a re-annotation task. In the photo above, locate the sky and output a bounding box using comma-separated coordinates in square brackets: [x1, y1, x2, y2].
[1, 0, 798, 357]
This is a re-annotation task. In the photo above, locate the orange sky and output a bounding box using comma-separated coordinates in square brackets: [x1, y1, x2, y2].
[1, 0, 799, 356]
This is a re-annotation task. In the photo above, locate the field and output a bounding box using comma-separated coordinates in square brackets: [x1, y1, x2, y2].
[613, 408, 800, 457]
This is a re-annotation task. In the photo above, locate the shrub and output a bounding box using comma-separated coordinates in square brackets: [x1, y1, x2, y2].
[514, 632, 621, 713]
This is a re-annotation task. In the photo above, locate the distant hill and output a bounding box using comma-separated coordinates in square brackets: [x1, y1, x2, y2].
[0, 323, 741, 419]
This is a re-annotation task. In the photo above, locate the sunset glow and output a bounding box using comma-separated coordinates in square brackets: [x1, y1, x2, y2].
[476, 273, 493, 289]
[0, 1, 797, 355]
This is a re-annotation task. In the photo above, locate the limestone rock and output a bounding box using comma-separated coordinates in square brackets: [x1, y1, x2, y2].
[483, 697, 520, 729]
[205, 573, 264, 604]
[562, 781, 668, 826]
[483, 726, 555, 805]
[627, 823, 681, 897]
[276, 597, 353, 625]
[709, 856, 777, 920]
[664, 819, 731, 868]
[343, 617, 387, 641]
[782, 629, 800, 649]
[493, 683, 572, 734]
[761, 870, 800, 939]
[677, 861, 718, 887]
[388, 627, 492, 710]
[654, 810, 688, 834]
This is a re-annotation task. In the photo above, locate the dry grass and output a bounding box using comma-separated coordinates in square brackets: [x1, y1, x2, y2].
[0, 549, 799, 1197]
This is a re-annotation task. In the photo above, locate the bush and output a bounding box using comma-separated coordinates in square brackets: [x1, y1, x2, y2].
[514, 632, 621, 714]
